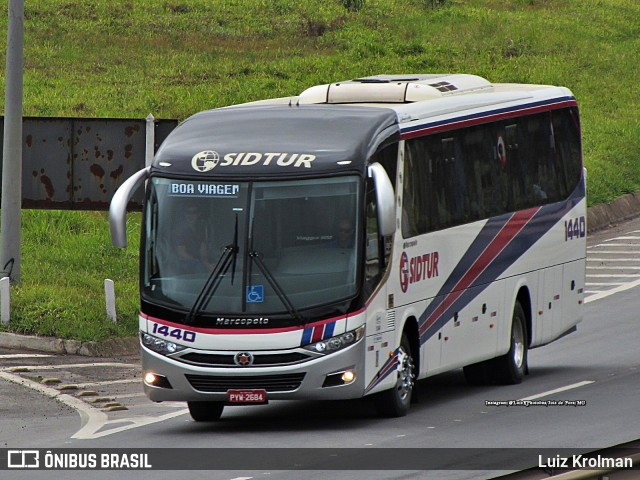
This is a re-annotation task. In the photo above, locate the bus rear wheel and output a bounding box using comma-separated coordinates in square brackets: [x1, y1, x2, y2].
[374, 334, 415, 418]
[187, 401, 225, 422]
[493, 301, 528, 384]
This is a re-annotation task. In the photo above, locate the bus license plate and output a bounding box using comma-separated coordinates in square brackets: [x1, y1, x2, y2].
[227, 389, 267, 404]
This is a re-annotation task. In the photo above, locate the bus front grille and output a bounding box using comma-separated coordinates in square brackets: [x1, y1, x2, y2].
[185, 373, 306, 393]
[178, 352, 311, 367]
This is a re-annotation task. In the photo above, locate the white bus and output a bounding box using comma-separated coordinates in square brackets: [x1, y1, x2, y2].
[110, 74, 586, 421]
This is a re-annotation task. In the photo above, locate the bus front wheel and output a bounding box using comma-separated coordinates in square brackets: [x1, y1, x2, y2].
[187, 401, 225, 422]
[374, 334, 415, 418]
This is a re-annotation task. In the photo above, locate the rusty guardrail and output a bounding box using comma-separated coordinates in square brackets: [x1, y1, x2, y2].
[0, 115, 177, 210]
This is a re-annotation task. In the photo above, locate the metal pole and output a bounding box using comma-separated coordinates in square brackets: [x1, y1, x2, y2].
[1, 0, 24, 283]
[145, 113, 155, 167]
[0, 276, 10, 325]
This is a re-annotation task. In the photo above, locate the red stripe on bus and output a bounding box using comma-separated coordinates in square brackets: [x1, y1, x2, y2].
[401, 100, 578, 140]
[312, 324, 325, 343]
[141, 312, 352, 335]
[419, 207, 540, 336]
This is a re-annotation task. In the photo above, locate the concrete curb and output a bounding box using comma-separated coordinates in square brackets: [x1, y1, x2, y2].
[586, 192, 640, 233]
[0, 332, 139, 357]
[1, 192, 639, 358]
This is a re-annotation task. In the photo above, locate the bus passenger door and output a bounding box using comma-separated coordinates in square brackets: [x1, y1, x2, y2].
[363, 173, 398, 394]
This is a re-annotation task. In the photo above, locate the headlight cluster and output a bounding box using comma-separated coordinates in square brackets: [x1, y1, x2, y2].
[141, 332, 186, 355]
[303, 325, 365, 354]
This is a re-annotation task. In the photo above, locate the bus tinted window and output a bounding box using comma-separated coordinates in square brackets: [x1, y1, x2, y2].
[371, 143, 399, 194]
[552, 108, 583, 197]
[402, 107, 582, 238]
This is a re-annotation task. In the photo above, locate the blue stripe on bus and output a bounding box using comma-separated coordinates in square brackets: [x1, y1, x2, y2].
[418, 180, 585, 345]
[365, 347, 400, 394]
[300, 321, 337, 346]
[400, 97, 577, 137]
[324, 321, 336, 339]
[301, 328, 313, 346]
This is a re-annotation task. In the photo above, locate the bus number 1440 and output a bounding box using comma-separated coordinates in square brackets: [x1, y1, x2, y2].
[151, 323, 197, 342]
[564, 216, 586, 241]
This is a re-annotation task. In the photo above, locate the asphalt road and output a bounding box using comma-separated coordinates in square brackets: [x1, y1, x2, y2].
[2, 218, 640, 480]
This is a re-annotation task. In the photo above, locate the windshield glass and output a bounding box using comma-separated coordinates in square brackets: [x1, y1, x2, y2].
[143, 176, 361, 323]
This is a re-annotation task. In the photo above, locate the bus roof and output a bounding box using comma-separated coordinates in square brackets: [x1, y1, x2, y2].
[153, 104, 399, 177]
[152, 74, 576, 177]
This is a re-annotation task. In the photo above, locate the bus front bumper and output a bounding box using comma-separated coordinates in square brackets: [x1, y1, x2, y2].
[140, 339, 367, 403]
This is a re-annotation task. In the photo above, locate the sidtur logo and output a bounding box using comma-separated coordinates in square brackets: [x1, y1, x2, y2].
[399, 250, 439, 293]
[191, 151, 317, 172]
[191, 150, 220, 172]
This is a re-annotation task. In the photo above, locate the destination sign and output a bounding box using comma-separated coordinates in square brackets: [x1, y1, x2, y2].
[169, 182, 240, 197]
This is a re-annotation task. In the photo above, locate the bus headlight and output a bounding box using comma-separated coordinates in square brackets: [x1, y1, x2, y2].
[323, 368, 357, 388]
[303, 325, 364, 355]
[141, 332, 186, 356]
[144, 372, 173, 389]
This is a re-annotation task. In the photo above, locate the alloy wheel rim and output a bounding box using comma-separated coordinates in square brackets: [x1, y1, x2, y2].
[397, 347, 415, 401]
[512, 320, 525, 369]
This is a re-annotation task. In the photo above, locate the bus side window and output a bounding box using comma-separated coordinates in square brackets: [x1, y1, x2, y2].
[504, 123, 525, 210]
[431, 139, 450, 229]
[530, 113, 555, 204]
[371, 143, 399, 194]
[364, 178, 386, 298]
[402, 140, 432, 237]
[461, 128, 484, 220]
[442, 137, 460, 226]
[552, 107, 583, 196]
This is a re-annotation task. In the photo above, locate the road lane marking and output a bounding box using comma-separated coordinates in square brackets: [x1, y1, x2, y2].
[590, 243, 640, 247]
[76, 409, 189, 439]
[76, 378, 140, 387]
[586, 278, 640, 303]
[587, 266, 640, 270]
[519, 381, 594, 401]
[586, 250, 640, 254]
[126, 400, 187, 407]
[0, 362, 137, 371]
[587, 274, 640, 278]
[587, 258, 640, 262]
[0, 368, 188, 440]
[0, 370, 108, 439]
[0, 354, 53, 359]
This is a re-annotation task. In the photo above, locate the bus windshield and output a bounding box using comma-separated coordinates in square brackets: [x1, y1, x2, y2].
[143, 176, 361, 323]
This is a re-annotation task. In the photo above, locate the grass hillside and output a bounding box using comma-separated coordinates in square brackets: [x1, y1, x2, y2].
[0, 0, 638, 339]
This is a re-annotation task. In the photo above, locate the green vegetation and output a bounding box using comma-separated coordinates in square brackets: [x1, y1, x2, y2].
[0, 0, 638, 340]
[8, 210, 140, 340]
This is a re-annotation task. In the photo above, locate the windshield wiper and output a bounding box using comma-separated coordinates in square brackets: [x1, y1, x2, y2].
[248, 250, 306, 325]
[230, 214, 239, 284]
[185, 221, 239, 325]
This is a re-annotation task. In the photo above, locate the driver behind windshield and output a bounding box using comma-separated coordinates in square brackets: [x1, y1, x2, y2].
[175, 205, 214, 272]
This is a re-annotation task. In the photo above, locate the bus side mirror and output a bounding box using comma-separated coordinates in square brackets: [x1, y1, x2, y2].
[368, 162, 395, 237]
[109, 167, 150, 248]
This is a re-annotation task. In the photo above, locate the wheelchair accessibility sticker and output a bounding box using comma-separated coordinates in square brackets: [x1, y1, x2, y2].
[246, 285, 264, 303]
